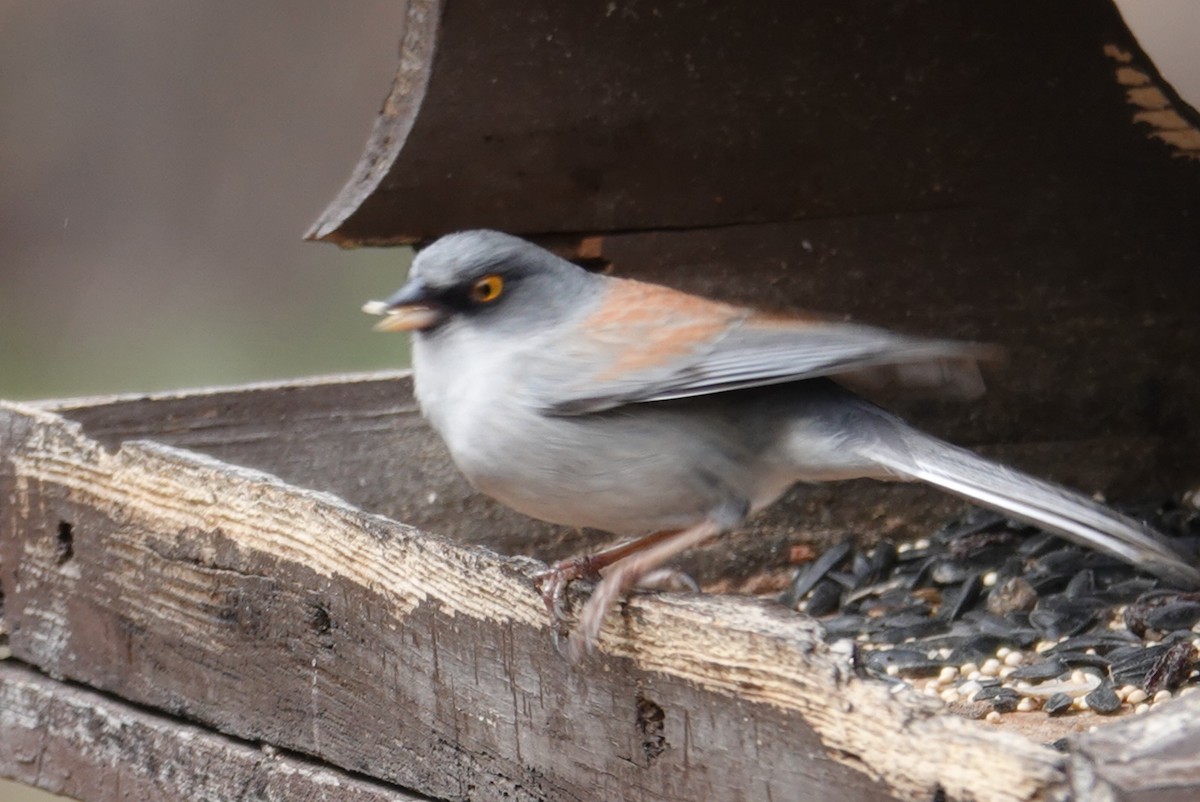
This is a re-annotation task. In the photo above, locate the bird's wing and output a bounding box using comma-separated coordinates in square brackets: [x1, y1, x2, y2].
[532, 277, 998, 415]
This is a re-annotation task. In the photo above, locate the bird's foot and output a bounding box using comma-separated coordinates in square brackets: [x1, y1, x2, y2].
[533, 555, 603, 643]
[533, 522, 725, 660]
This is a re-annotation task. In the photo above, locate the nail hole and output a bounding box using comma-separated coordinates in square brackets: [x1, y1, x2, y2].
[56, 521, 75, 565]
[309, 601, 333, 639]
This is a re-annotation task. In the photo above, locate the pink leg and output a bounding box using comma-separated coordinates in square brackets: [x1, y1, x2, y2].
[565, 519, 726, 661]
[534, 528, 684, 628]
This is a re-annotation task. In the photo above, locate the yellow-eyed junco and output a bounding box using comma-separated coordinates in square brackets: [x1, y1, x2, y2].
[365, 230, 1199, 659]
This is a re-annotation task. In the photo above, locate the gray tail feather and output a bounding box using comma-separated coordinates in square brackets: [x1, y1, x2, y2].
[857, 418, 1200, 589]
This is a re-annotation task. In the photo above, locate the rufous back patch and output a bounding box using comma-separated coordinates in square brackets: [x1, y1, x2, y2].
[584, 279, 745, 380]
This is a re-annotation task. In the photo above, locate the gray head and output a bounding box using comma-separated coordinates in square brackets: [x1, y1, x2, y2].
[369, 230, 600, 336]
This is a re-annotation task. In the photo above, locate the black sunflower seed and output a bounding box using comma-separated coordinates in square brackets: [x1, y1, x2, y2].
[1046, 632, 1140, 654]
[1017, 532, 1061, 559]
[987, 688, 1021, 713]
[863, 648, 944, 679]
[804, 579, 843, 617]
[946, 634, 1008, 666]
[1010, 658, 1068, 681]
[1035, 546, 1088, 576]
[1064, 570, 1096, 599]
[1110, 643, 1172, 687]
[1145, 601, 1200, 633]
[864, 542, 897, 585]
[1044, 692, 1074, 717]
[873, 619, 947, 645]
[1096, 577, 1159, 605]
[780, 539, 853, 608]
[1053, 651, 1111, 671]
[1124, 591, 1200, 636]
[1030, 597, 1103, 640]
[1085, 681, 1122, 714]
[938, 573, 983, 622]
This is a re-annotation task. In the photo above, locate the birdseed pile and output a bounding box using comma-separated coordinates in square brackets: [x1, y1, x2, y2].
[780, 498, 1200, 727]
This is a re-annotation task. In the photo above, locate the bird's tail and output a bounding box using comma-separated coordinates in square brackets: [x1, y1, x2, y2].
[855, 412, 1200, 589]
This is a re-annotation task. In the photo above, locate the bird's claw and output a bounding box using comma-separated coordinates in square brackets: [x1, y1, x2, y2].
[533, 556, 603, 646]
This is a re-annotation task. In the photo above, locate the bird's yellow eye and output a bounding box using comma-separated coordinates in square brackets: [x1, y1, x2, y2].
[470, 275, 504, 303]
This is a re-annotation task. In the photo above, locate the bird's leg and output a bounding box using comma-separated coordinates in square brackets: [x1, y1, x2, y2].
[534, 528, 683, 630]
[566, 518, 727, 661]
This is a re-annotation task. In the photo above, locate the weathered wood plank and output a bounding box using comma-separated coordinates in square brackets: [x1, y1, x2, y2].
[0, 662, 422, 802]
[0, 400, 1069, 801]
[38, 371, 1175, 595]
[1068, 694, 1200, 801]
[307, 0, 1196, 245]
[38, 372, 581, 563]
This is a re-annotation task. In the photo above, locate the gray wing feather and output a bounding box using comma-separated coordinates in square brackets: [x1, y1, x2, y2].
[544, 321, 993, 415]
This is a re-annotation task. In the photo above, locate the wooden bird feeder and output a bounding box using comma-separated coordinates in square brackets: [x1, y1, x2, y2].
[4, 1, 1200, 800]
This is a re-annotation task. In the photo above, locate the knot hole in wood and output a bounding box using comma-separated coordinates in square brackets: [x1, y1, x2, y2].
[635, 693, 666, 764]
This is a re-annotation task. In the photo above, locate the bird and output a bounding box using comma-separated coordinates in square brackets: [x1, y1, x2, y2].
[364, 229, 1200, 659]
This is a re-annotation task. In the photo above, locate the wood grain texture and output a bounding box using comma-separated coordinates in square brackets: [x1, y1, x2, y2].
[0, 662, 422, 802]
[0, 398, 1070, 802]
[1069, 694, 1200, 801]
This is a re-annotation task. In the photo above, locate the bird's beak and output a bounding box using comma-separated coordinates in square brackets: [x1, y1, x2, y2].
[362, 277, 445, 332]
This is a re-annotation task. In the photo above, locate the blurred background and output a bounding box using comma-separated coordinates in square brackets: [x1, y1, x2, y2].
[0, 1, 1197, 801]
[0, 1, 411, 404]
